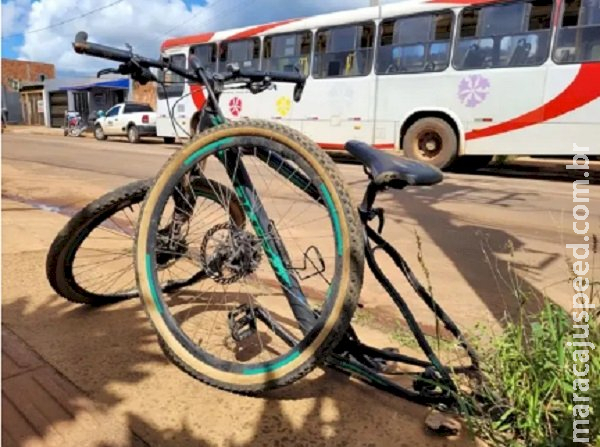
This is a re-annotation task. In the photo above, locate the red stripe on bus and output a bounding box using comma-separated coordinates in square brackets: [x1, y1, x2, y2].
[161, 32, 215, 51]
[227, 19, 299, 41]
[466, 63, 600, 141]
[190, 84, 207, 111]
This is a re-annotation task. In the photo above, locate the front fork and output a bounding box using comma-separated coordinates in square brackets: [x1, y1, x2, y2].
[218, 149, 316, 333]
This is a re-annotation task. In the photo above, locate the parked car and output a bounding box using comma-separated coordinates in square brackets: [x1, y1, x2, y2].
[94, 102, 157, 143]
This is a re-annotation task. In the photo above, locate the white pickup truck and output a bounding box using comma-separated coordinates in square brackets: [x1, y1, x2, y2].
[94, 102, 158, 143]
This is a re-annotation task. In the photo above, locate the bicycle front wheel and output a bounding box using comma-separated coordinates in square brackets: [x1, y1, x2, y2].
[135, 119, 364, 394]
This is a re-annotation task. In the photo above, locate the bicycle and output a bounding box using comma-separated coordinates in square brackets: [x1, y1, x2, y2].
[64, 31, 479, 407]
[46, 54, 281, 305]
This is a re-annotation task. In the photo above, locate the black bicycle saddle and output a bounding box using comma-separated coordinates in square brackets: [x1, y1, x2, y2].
[345, 140, 443, 188]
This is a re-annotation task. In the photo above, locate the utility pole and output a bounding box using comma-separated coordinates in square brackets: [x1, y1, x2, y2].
[369, 0, 382, 17]
[369, 0, 382, 147]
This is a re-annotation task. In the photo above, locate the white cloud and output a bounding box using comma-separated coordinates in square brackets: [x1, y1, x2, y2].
[11, 0, 394, 74]
[2, 0, 33, 37]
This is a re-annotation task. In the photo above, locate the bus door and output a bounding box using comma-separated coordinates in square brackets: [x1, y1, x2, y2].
[374, 11, 455, 151]
[156, 52, 188, 139]
[302, 22, 377, 149]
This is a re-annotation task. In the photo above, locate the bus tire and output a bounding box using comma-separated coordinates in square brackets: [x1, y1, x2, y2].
[402, 117, 458, 170]
[163, 137, 176, 144]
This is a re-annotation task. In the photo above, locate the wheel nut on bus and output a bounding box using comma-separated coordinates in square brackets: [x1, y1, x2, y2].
[157, 0, 600, 170]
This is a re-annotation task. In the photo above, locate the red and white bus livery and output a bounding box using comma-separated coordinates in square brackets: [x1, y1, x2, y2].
[158, 0, 600, 169]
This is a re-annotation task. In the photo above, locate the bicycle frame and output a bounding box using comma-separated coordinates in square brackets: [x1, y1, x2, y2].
[168, 78, 320, 333]
[218, 151, 478, 406]
[166, 67, 478, 407]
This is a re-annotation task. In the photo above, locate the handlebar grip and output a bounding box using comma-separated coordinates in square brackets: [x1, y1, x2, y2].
[236, 68, 306, 85]
[73, 31, 134, 63]
[265, 71, 306, 84]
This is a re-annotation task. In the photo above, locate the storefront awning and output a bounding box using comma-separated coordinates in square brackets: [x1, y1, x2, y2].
[59, 78, 129, 91]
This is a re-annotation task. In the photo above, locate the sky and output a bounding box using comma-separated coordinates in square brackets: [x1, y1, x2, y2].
[0, 0, 392, 76]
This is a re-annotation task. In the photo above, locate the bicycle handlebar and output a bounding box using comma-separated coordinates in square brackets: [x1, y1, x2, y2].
[74, 31, 166, 69]
[73, 31, 306, 101]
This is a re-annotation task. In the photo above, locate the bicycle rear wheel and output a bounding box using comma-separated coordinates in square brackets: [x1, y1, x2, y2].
[135, 119, 364, 394]
[47, 178, 244, 305]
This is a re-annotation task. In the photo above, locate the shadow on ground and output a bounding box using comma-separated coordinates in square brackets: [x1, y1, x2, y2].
[371, 179, 554, 324]
[3, 283, 478, 446]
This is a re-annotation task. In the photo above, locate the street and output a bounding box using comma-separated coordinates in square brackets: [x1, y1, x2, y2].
[2, 132, 598, 446]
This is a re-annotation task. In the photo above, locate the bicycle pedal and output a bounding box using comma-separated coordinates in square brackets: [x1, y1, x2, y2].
[228, 305, 257, 342]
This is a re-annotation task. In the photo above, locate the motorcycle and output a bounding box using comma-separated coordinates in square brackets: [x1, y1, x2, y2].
[63, 111, 87, 137]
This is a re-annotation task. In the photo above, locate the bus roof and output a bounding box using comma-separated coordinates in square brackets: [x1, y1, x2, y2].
[160, 0, 491, 52]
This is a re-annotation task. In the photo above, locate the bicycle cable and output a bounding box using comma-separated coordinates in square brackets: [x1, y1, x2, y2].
[159, 81, 192, 140]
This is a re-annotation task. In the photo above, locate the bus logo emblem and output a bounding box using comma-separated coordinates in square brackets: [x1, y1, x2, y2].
[276, 96, 292, 117]
[229, 97, 243, 117]
[458, 75, 490, 108]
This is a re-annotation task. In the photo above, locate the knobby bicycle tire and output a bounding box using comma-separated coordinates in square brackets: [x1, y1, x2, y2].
[135, 119, 365, 394]
[47, 178, 245, 305]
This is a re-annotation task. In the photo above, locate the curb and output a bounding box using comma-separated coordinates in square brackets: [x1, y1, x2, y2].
[483, 157, 600, 182]
[4, 127, 79, 137]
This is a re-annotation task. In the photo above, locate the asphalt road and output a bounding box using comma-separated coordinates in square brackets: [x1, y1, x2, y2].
[4, 132, 597, 325]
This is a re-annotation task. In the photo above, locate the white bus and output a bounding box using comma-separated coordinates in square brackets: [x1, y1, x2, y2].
[157, 0, 600, 169]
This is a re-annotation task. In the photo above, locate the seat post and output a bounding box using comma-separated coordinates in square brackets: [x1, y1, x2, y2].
[359, 181, 383, 222]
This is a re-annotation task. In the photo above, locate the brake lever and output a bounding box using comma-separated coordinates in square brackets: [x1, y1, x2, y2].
[123, 58, 157, 85]
[97, 68, 119, 78]
[248, 79, 272, 95]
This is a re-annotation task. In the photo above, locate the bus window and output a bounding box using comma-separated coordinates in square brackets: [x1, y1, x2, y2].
[554, 0, 600, 63]
[454, 0, 553, 70]
[313, 23, 375, 78]
[157, 53, 186, 99]
[190, 43, 218, 72]
[220, 38, 261, 70]
[263, 31, 312, 75]
[377, 11, 453, 74]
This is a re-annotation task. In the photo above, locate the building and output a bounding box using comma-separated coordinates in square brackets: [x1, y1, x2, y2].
[19, 82, 45, 125]
[40, 76, 131, 127]
[1, 58, 55, 124]
[2, 58, 159, 127]
[132, 81, 157, 109]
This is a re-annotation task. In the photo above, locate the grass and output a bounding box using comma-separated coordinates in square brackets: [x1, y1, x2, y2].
[351, 308, 375, 326]
[389, 324, 457, 354]
[455, 238, 600, 446]
[353, 228, 599, 445]
[460, 302, 600, 446]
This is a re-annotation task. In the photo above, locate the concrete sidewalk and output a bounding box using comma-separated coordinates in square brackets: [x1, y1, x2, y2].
[2, 326, 143, 447]
[2, 125, 174, 146]
[3, 125, 73, 137]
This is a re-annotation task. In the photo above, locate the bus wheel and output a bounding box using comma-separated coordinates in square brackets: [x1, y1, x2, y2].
[403, 117, 457, 170]
[163, 137, 176, 144]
